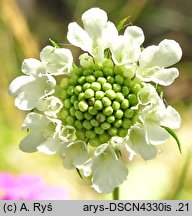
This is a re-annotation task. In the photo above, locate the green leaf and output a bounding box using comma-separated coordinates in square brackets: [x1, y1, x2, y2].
[49, 38, 60, 48]
[76, 168, 83, 179]
[162, 126, 182, 154]
[116, 17, 128, 31]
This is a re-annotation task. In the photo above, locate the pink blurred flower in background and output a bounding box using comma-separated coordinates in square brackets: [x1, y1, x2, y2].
[0, 173, 68, 200]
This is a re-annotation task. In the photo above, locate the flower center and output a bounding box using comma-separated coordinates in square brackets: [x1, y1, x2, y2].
[59, 61, 141, 147]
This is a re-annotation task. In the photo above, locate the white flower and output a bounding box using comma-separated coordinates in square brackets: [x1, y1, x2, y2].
[126, 124, 158, 160]
[9, 59, 56, 110]
[19, 112, 73, 155]
[58, 140, 89, 170]
[40, 45, 73, 75]
[136, 39, 182, 86]
[110, 26, 144, 66]
[83, 144, 128, 193]
[67, 7, 118, 62]
[36, 96, 63, 118]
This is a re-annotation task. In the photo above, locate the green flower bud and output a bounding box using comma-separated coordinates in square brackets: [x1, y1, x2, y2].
[88, 106, 98, 115]
[83, 69, 92, 76]
[83, 120, 92, 129]
[86, 75, 96, 83]
[116, 92, 124, 102]
[133, 84, 142, 94]
[78, 76, 86, 85]
[60, 77, 69, 89]
[61, 109, 69, 119]
[128, 94, 138, 106]
[102, 59, 114, 69]
[122, 86, 129, 96]
[89, 137, 101, 147]
[107, 76, 115, 84]
[78, 92, 85, 101]
[118, 128, 128, 137]
[74, 85, 83, 95]
[61, 90, 68, 99]
[75, 120, 83, 129]
[70, 95, 77, 104]
[113, 119, 122, 128]
[85, 130, 96, 139]
[112, 101, 120, 111]
[103, 68, 113, 76]
[74, 101, 79, 110]
[124, 109, 134, 118]
[105, 89, 116, 100]
[103, 106, 113, 116]
[94, 126, 104, 135]
[84, 89, 94, 99]
[78, 101, 88, 112]
[63, 98, 71, 109]
[122, 118, 132, 129]
[66, 116, 75, 125]
[94, 100, 103, 110]
[91, 82, 101, 91]
[113, 83, 121, 92]
[79, 53, 94, 68]
[115, 75, 124, 85]
[107, 115, 115, 123]
[76, 130, 85, 139]
[73, 67, 83, 76]
[96, 113, 106, 122]
[87, 97, 95, 106]
[102, 83, 112, 91]
[94, 70, 103, 77]
[83, 83, 91, 91]
[108, 127, 118, 136]
[69, 75, 78, 85]
[67, 85, 75, 96]
[114, 66, 123, 75]
[90, 119, 99, 127]
[95, 91, 105, 100]
[97, 77, 106, 85]
[115, 110, 124, 119]
[84, 112, 92, 120]
[75, 110, 84, 120]
[121, 99, 129, 109]
[99, 133, 110, 143]
[101, 122, 111, 130]
[69, 107, 76, 116]
[102, 97, 112, 107]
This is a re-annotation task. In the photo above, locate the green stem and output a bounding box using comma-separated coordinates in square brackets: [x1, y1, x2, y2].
[113, 187, 119, 200]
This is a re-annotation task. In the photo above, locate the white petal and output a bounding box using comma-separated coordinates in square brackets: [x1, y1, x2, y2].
[8, 75, 34, 97]
[19, 131, 46, 153]
[40, 46, 73, 75]
[139, 39, 182, 68]
[152, 67, 179, 86]
[138, 83, 160, 105]
[91, 144, 128, 193]
[82, 8, 107, 37]
[62, 140, 89, 170]
[144, 119, 170, 144]
[126, 125, 157, 160]
[124, 26, 144, 45]
[36, 96, 63, 117]
[111, 33, 142, 66]
[37, 137, 60, 155]
[21, 58, 45, 76]
[67, 22, 92, 53]
[160, 106, 181, 129]
[110, 136, 125, 149]
[22, 112, 49, 130]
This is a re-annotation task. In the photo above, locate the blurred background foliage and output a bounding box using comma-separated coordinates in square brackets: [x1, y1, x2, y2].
[0, 0, 192, 199]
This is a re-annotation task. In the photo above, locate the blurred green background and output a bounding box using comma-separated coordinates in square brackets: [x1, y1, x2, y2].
[0, 0, 192, 199]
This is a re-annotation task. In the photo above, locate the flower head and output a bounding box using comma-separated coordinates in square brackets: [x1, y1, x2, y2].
[9, 7, 182, 194]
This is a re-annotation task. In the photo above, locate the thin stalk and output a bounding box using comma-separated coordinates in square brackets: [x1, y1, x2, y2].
[113, 187, 119, 200]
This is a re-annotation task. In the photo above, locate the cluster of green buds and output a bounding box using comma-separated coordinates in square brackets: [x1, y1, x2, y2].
[60, 58, 140, 147]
